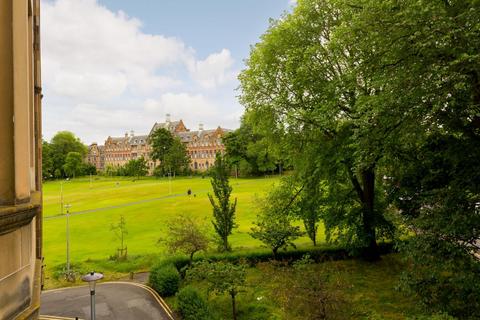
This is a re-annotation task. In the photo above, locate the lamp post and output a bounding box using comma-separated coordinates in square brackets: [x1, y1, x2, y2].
[64, 203, 72, 277]
[169, 166, 172, 195]
[82, 271, 103, 320]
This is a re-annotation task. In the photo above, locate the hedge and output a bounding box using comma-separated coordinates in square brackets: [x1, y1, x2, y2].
[176, 286, 213, 320]
[149, 263, 180, 297]
[153, 242, 396, 274]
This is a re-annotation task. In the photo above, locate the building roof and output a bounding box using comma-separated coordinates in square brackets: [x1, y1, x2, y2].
[149, 121, 183, 136]
[176, 127, 231, 143]
[129, 135, 148, 145]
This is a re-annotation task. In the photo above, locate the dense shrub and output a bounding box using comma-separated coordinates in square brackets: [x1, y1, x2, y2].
[154, 243, 397, 274]
[149, 263, 180, 297]
[176, 286, 213, 320]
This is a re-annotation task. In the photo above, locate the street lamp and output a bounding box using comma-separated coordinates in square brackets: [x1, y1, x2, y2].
[82, 271, 104, 320]
[64, 203, 72, 279]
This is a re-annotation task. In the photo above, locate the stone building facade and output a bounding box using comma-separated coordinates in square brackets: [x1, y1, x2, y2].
[0, 0, 43, 319]
[88, 116, 230, 173]
[87, 143, 104, 171]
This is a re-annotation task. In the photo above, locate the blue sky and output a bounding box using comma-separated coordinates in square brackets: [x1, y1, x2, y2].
[41, 0, 294, 144]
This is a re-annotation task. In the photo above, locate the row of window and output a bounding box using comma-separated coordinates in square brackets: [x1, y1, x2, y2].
[189, 150, 225, 159]
[188, 140, 222, 147]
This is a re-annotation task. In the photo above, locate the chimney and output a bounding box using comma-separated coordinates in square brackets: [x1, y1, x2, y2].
[130, 130, 134, 137]
[199, 123, 204, 131]
[166, 113, 171, 123]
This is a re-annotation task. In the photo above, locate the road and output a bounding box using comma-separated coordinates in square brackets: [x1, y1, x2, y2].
[40, 282, 174, 320]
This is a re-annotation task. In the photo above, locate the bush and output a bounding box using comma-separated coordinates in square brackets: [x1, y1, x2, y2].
[176, 286, 213, 320]
[149, 263, 180, 297]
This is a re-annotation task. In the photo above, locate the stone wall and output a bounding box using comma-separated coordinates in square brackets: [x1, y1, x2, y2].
[0, 0, 43, 318]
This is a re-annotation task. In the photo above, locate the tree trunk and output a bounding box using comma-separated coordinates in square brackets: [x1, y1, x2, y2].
[347, 165, 380, 261]
[223, 236, 230, 252]
[189, 251, 195, 265]
[360, 167, 380, 261]
[272, 247, 278, 260]
[231, 292, 237, 320]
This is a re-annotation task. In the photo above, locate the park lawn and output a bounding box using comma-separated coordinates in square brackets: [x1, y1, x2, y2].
[42, 176, 323, 287]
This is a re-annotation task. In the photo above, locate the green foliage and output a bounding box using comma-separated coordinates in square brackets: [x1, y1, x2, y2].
[223, 121, 283, 177]
[240, 0, 480, 316]
[161, 215, 210, 264]
[150, 128, 190, 176]
[340, 0, 480, 317]
[149, 128, 174, 161]
[176, 286, 213, 320]
[42, 140, 55, 179]
[390, 136, 480, 318]
[187, 260, 246, 320]
[82, 163, 97, 176]
[124, 156, 148, 179]
[149, 263, 180, 297]
[63, 152, 83, 178]
[239, 0, 400, 260]
[209, 154, 237, 252]
[260, 254, 346, 319]
[250, 178, 304, 257]
[163, 138, 191, 176]
[43, 131, 87, 179]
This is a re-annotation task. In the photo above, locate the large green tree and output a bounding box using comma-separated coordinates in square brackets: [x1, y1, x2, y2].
[239, 0, 395, 259]
[163, 139, 190, 176]
[149, 128, 189, 176]
[241, 0, 480, 315]
[124, 156, 148, 179]
[63, 152, 83, 178]
[43, 131, 87, 179]
[223, 120, 283, 177]
[339, 0, 480, 316]
[149, 128, 174, 162]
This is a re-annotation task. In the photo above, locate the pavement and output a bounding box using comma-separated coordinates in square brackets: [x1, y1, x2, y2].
[40, 282, 174, 320]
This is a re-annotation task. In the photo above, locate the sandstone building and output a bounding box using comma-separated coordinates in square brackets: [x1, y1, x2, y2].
[88, 115, 230, 173]
[0, 0, 43, 319]
[87, 143, 105, 172]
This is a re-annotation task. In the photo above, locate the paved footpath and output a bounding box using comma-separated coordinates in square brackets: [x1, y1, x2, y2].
[40, 282, 174, 320]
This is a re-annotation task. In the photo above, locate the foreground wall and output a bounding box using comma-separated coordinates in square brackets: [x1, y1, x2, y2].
[0, 0, 43, 319]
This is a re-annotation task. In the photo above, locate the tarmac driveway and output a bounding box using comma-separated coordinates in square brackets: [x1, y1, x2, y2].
[40, 282, 174, 320]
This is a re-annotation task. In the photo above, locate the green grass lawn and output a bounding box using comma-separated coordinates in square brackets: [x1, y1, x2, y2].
[43, 175, 323, 285]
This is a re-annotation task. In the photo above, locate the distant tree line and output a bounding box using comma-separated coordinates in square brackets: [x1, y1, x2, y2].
[103, 157, 149, 179]
[42, 131, 95, 180]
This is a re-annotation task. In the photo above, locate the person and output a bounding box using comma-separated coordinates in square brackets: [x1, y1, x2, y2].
[187, 189, 192, 196]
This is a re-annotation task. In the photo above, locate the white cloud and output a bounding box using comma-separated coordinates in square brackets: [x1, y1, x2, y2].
[144, 93, 219, 128]
[52, 72, 128, 100]
[41, 0, 241, 143]
[189, 49, 236, 89]
[42, 0, 192, 97]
